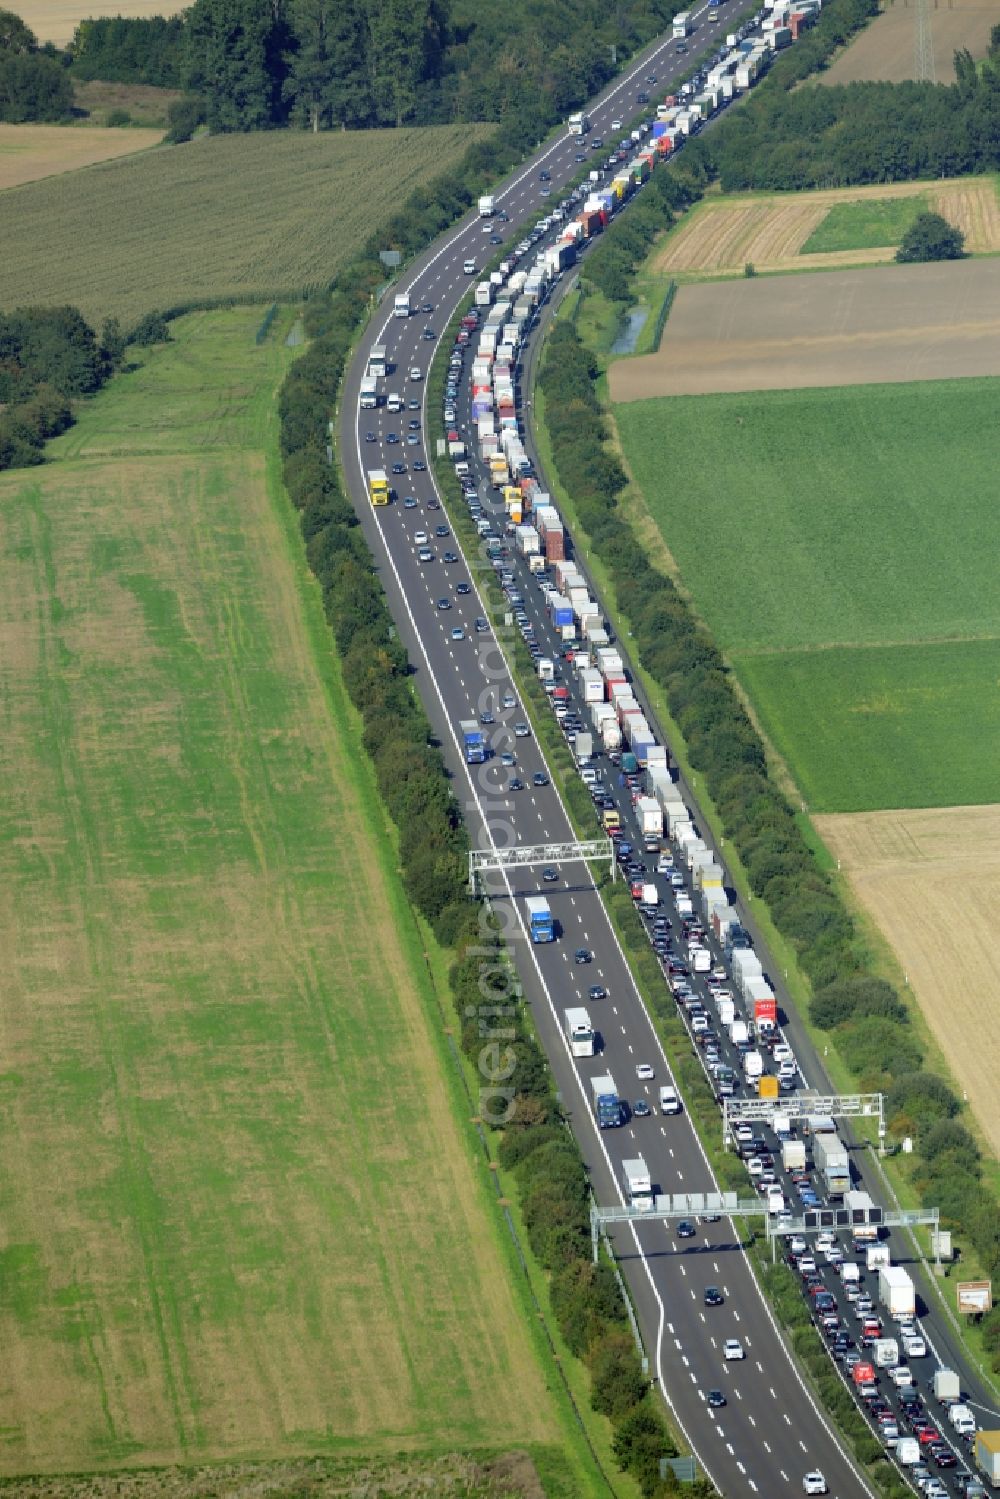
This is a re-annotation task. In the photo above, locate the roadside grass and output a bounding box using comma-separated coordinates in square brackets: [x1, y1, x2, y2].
[0, 124, 491, 326]
[0, 306, 575, 1479]
[734, 639, 1000, 812]
[799, 194, 927, 253]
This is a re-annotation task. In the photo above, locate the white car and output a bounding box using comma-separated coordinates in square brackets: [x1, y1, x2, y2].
[802, 1474, 827, 1496]
[409, 365, 422, 380]
[902, 1334, 926, 1358]
[723, 1339, 745, 1360]
[888, 1364, 913, 1387]
[414, 530, 428, 546]
[636, 1063, 655, 1081]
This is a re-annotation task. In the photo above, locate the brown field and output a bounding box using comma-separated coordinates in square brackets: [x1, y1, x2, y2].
[0, 122, 163, 190]
[821, 0, 1000, 85]
[817, 805, 1000, 1157]
[651, 177, 1000, 276]
[610, 256, 1000, 398]
[20, 0, 182, 47]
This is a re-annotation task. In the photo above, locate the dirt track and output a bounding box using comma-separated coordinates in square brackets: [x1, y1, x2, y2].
[651, 178, 1000, 276]
[820, 0, 1000, 85]
[610, 256, 1000, 398]
[817, 805, 1000, 1157]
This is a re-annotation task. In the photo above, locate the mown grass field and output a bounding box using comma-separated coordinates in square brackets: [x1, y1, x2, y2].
[613, 377, 1000, 811]
[799, 193, 926, 253]
[0, 122, 163, 191]
[736, 640, 1000, 810]
[0, 307, 572, 1481]
[0, 125, 490, 326]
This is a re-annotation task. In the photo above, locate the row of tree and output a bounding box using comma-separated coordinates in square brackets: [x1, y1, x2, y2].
[54, 0, 681, 134]
[0, 306, 112, 468]
[0, 8, 73, 121]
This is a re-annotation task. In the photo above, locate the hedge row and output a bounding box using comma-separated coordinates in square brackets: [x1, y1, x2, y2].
[536, 318, 1000, 1363]
[272, 115, 712, 1499]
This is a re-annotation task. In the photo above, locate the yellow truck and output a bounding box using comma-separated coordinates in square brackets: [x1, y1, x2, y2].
[367, 468, 390, 506]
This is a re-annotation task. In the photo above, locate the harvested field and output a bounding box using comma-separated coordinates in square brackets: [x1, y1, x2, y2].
[817, 805, 1000, 1157]
[650, 177, 1000, 276]
[20, 0, 181, 47]
[0, 122, 163, 191]
[0, 307, 567, 1478]
[609, 256, 1000, 398]
[821, 0, 1000, 85]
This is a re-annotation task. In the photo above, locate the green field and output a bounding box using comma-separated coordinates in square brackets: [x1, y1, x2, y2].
[0, 308, 572, 1479]
[614, 378, 1000, 811]
[800, 194, 927, 253]
[736, 640, 1000, 810]
[0, 125, 490, 326]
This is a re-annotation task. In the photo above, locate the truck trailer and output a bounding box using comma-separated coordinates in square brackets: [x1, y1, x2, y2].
[525, 895, 555, 943]
[813, 1131, 851, 1197]
[591, 1072, 623, 1128]
[460, 718, 486, 764]
[878, 1264, 916, 1320]
[622, 1157, 653, 1209]
[565, 1007, 596, 1057]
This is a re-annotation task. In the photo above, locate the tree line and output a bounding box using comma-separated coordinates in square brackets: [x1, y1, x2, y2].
[538, 309, 1000, 1373]
[51, 0, 682, 135]
[0, 8, 73, 121]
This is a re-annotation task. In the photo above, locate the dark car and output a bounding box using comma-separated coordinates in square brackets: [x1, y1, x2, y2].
[413, 460, 427, 472]
[588, 985, 607, 1001]
[391, 461, 406, 474]
[542, 867, 559, 882]
[509, 777, 524, 791]
[676, 1220, 695, 1238]
[633, 1100, 651, 1118]
[707, 1389, 726, 1409]
[704, 1287, 724, 1307]
[365, 431, 377, 442]
[456, 581, 471, 595]
[533, 771, 549, 787]
[573, 948, 591, 964]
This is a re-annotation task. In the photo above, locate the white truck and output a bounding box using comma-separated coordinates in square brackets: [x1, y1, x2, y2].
[359, 376, 378, 409]
[878, 1264, 916, 1320]
[729, 1018, 749, 1050]
[782, 1139, 806, 1172]
[950, 1403, 977, 1437]
[568, 111, 591, 135]
[393, 292, 410, 318]
[867, 1243, 891, 1272]
[564, 1007, 596, 1058]
[874, 1337, 898, 1368]
[636, 796, 663, 840]
[934, 1367, 961, 1405]
[368, 343, 388, 378]
[478, 195, 495, 217]
[622, 1156, 653, 1210]
[743, 1050, 763, 1085]
[845, 1188, 879, 1240]
[673, 10, 692, 36]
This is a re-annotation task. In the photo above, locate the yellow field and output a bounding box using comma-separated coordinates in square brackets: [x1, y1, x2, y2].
[817, 805, 1000, 1157]
[0, 122, 163, 190]
[821, 0, 1000, 84]
[20, 0, 182, 47]
[652, 177, 1000, 275]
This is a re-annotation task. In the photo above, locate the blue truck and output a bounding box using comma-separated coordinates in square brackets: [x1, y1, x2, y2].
[525, 894, 555, 943]
[461, 718, 486, 764]
[591, 1072, 624, 1129]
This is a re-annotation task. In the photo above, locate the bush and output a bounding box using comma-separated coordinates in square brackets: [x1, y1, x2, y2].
[896, 211, 965, 262]
[811, 975, 906, 1029]
[165, 93, 205, 143]
[105, 107, 131, 126]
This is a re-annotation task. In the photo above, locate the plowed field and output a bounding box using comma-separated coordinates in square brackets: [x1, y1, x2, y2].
[820, 0, 1000, 85]
[651, 177, 1000, 274]
[610, 257, 1000, 399]
[817, 805, 1000, 1156]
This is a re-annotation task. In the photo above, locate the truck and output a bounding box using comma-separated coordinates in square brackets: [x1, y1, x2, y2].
[743, 1050, 763, 1084]
[525, 895, 555, 943]
[591, 1072, 623, 1129]
[359, 375, 379, 409]
[845, 1189, 879, 1240]
[393, 292, 410, 318]
[367, 468, 390, 506]
[565, 1006, 596, 1057]
[729, 1018, 750, 1050]
[934, 1367, 961, 1405]
[782, 1139, 806, 1172]
[368, 343, 388, 378]
[622, 1156, 653, 1210]
[575, 731, 594, 764]
[878, 1264, 916, 1320]
[460, 718, 486, 764]
[636, 796, 663, 840]
[568, 110, 591, 135]
[976, 1431, 1000, 1488]
[673, 10, 692, 36]
[814, 1131, 850, 1198]
[867, 1243, 891, 1272]
[479, 195, 495, 217]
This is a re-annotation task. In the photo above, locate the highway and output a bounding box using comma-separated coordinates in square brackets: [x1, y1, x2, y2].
[336, 12, 991, 1497]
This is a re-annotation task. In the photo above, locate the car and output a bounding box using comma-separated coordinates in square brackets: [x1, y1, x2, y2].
[413, 460, 427, 472]
[514, 722, 531, 738]
[451, 626, 466, 641]
[540, 867, 559, 883]
[574, 948, 591, 964]
[391, 461, 405, 474]
[403, 496, 417, 509]
[707, 1388, 726, 1408]
[533, 771, 549, 787]
[499, 751, 515, 768]
[802, 1474, 828, 1496]
[539, 168, 551, 181]
[611, 117, 622, 129]
[409, 366, 422, 380]
[636, 1063, 655, 1081]
[589, 984, 607, 1000]
[417, 547, 433, 562]
[422, 327, 435, 340]
[436, 597, 451, 610]
[455, 581, 471, 596]
[443, 551, 458, 564]
[475, 617, 489, 633]
[421, 302, 433, 314]
[365, 431, 377, 442]
[406, 433, 419, 446]
[480, 710, 495, 725]
[704, 1287, 724, 1307]
[386, 432, 399, 444]
[633, 1099, 651, 1118]
[723, 1339, 745, 1360]
[637, 90, 649, 103]
[677, 1220, 696, 1238]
